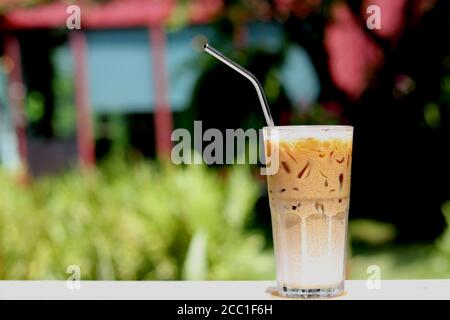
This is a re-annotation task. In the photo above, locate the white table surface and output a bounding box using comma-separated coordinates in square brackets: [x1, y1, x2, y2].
[0, 280, 449, 300]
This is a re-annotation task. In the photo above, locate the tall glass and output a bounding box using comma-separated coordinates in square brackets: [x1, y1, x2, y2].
[263, 126, 353, 298]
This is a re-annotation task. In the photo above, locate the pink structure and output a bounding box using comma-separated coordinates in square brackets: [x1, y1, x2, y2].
[0, 0, 222, 167]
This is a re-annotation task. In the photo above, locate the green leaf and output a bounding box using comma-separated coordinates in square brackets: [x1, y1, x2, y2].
[424, 103, 441, 128]
[182, 231, 208, 280]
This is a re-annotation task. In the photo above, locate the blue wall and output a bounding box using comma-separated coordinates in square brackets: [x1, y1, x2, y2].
[0, 68, 20, 170]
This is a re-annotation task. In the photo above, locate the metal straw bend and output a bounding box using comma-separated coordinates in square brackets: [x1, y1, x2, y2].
[203, 44, 274, 127]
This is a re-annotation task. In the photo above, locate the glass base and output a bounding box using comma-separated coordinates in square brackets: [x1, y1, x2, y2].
[280, 282, 344, 299]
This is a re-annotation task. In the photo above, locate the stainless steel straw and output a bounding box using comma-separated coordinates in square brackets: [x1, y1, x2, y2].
[203, 43, 275, 127]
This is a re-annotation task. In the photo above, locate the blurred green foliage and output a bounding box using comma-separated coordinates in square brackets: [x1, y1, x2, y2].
[0, 159, 273, 280]
[1, 159, 450, 280]
[52, 69, 76, 139]
[437, 201, 450, 257]
[350, 204, 450, 279]
[350, 244, 450, 279]
[424, 102, 441, 129]
[349, 219, 397, 246]
[25, 91, 45, 123]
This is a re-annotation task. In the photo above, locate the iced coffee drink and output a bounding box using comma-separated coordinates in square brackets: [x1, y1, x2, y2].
[263, 126, 353, 298]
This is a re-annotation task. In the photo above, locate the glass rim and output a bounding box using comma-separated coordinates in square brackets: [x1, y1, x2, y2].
[262, 125, 353, 131]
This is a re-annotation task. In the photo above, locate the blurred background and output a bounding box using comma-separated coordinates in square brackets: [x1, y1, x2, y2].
[0, 0, 449, 280]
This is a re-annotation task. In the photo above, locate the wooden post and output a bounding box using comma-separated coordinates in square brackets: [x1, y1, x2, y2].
[149, 26, 173, 158]
[69, 31, 95, 167]
[4, 34, 28, 171]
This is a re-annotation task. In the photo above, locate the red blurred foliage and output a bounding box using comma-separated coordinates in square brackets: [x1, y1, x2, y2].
[362, 0, 407, 39]
[274, 0, 321, 18]
[411, 0, 438, 24]
[188, 0, 223, 24]
[322, 101, 343, 116]
[324, 3, 383, 100]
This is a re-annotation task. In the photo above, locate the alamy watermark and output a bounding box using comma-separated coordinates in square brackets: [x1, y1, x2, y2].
[66, 265, 81, 290]
[171, 121, 279, 175]
[66, 4, 81, 30]
[366, 265, 382, 290]
[366, 4, 381, 30]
